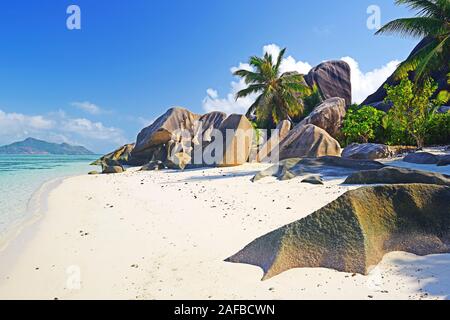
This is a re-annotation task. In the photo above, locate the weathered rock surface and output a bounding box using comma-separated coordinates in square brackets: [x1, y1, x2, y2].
[193, 111, 227, 144]
[91, 144, 135, 166]
[131, 107, 199, 163]
[404, 152, 440, 164]
[278, 124, 341, 160]
[256, 120, 291, 162]
[226, 184, 450, 279]
[437, 155, 450, 167]
[342, 143, 391, 160]
[301, 175, 324, 185]
[97, 158, 125, 174]
[344, 166, 450, 186]
[305, 61, 352, 106]
[216, 114, 254, 167]
[140, 161, 165, 171]
[102, 166, 124, 174]
[299, 97, 346, 138]
[191, 111, 227, 165]
[252, 156, 385, 182]
[388, 145, 418, 156]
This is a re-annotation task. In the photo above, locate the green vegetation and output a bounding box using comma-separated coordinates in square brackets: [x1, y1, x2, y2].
[384, 77, 438, 148]
[342, 77, 449, 147]
[437, 71, 450, 103]
[250, 121, 263, 145]
[234, 48, 311, 128]
[376, 0, 450, 82]
[342, 105, 386, 144]
[302, 84, 323, 118]
[425, 112, 450, 145]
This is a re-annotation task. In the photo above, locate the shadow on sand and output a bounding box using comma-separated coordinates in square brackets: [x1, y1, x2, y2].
[164, 166, 262, 182]
[390, 253, 450, 299]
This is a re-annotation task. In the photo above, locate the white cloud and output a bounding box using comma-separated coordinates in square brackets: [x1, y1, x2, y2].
[0, 109, 127, 152]
[203, 79, 258, 115]
[71, 101, 106, 115]
[61, 118, 126, 144]
[0, 110, 54, 131]
[341, 57, 400, 104]
[202, 44, 399, 113]
[263, 44, 313, 74]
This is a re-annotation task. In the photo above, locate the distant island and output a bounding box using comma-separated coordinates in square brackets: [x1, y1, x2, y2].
[0, 138, 95, 155]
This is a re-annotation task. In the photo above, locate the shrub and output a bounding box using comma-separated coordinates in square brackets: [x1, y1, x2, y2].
[425, 112, 450, 145]
[342, 105, 386, 145]
[384, 78, 438, 148]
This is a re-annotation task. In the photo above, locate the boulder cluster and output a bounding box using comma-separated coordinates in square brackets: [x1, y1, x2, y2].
[93, 57, 448, 174]
[94, 108, 256, 173]
[93, 60, 357, 174]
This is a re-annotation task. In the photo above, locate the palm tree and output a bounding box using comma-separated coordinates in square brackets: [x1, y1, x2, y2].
[234, 48, 311, 127]
[376, 0, 449, 82]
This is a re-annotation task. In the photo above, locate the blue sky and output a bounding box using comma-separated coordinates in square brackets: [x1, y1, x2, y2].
[0, 0, 418, 153]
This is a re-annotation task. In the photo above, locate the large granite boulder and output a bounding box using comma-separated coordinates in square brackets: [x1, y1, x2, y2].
[226, 184, 450, 278]
[388, 145, 418, 156]
[344, 166, 450, 186]
[256, 120, 291, 162]
[102, 166, 124, 174]
[140, 160, 165, 171]
[91, 143, 135, 166]
[437, 155, 450, 167]
[362, 37, 450, 108]
[215, 114, 254, 167]
[193, 111, 227, 145]
[404, 152, 440, 164]
[299, 97, 346, 138]
[252, 156, 385, 182]
[305, 61, 352, 106]
[342, 143, 391, 160]
[131, 107, 200, 163]
[278, 124, 341, 160]
[97, 158, 125, 174]
[191, 111, 227, 165]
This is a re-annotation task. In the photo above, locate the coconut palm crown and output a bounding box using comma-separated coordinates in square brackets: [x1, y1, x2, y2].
[234, 48, 311, 126]
[376, 0, 449, 82]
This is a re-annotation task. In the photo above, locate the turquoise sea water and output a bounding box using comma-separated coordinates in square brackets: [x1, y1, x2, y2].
[0, 155, 99, 237]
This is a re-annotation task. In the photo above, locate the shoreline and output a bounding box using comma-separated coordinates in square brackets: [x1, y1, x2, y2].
[0, 163, 448, 299]
[0, 177, 65, 253]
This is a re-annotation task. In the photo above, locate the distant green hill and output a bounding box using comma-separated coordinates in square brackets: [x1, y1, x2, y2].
[0, 138, 95, 155]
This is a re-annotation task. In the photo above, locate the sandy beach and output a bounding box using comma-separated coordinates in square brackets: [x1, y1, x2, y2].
[0, 162, 448, 300]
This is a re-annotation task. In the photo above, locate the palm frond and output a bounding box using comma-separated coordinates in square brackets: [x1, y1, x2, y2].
[274, 48, 286, 74]
[395, 0, 441, 18]
[233, 69, 265, 85]
[235, 84, 265, 99]
[375, 17, 444, 38]
[415, 35, 449, 79]
[249, 56, 265, 69]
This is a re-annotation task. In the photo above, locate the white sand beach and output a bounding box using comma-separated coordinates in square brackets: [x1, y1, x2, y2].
[0, 161, 449, 300]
